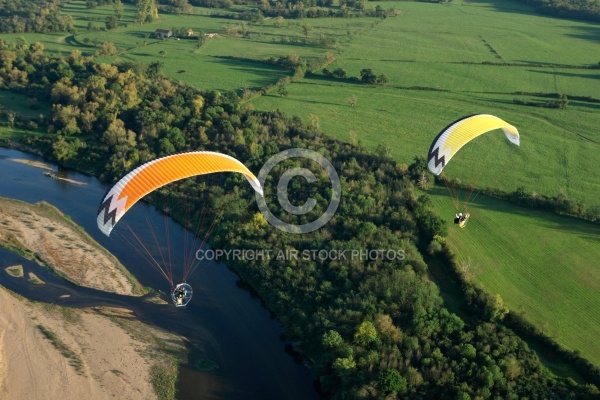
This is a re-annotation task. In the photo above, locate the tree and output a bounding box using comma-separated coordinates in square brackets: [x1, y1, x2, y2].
[322, 330, 343, 348]
[52, 104, 81, 135]
[277, 85, 289, 97]
[114, 0, 124, 19]
[461, 343, 477, 359]
[405, 366, 423, 387]
[0, 50, 18, 70]
[69, 49, 82, 63]
[137, 0, 158, 24]
[102, 118, 136, 149]
[360, 68, 377, 84]
[559, 93, 568, 108]
[302, 22, 312, 38]
[191, 96, 205, 116]
[136, 9, 147, 24]
[378, 369, 406, 393]
[273, 16, 286, 28]
[376, 143, 392, 159]
[408, 156, 428, 181]
[417, 173, 430, 189]
[427, 239, 442, 255]
[197, 34, 207, 48]
[376, 73, 388, 85]
[487, 293, 509, 322]
[146, 61, 163, 79]
[354, 321, 378, 346]
[374, 314, 403, 343]
[166, 127, 186, 150]
[52, 136, 82, 161]
[333, 355, 356, 371]
[332, 68, 346, 78]
[503, 356, 521, 381]
[348, 95, 357, 107]
[308, 114, 319, 129]
[101, 42, 117, 56]
[105, 16, 118, 30]
[6, 111, 16, 128]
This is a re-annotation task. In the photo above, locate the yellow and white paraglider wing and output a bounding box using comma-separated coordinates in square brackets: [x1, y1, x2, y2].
[97, 151, 263, 236]
[427, 114, 520, 175]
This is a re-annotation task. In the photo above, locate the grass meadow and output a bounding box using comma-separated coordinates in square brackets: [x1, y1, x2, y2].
[0, 90, 51, 119]
[428, 186, 600, 366]
[1, 0, 599, 369]
[250, 0, 600, 208]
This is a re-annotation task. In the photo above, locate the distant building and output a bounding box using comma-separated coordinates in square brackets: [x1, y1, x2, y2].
[154, 29, 172, 39]
[186, 28, 194, 37]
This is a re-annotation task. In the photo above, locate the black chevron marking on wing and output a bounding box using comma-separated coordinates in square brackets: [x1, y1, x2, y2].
[98, 194, 118, 226]
[428, 146, 446, 169]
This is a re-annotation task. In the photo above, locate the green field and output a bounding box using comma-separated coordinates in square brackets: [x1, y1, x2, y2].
[429, 186, 600, 366]
[1, 1, 337, 92]
[250, 0, 600, 209]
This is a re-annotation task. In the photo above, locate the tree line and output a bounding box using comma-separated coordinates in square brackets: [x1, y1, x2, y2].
[514, 0, 600, 23]
[1, 39, 599, 399]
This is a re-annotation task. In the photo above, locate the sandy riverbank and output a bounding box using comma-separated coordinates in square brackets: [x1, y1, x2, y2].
[0, 287, 184, 400]
[0, 198, 184, 399]
[0, 197, 144, 295]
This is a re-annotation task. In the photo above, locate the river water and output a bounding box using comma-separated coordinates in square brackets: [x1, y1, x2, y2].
[0, 147, 319, 400]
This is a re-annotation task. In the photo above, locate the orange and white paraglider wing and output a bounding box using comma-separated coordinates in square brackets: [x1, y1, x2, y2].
[427, 114, 519, 175]
[97, 151, 263, 236]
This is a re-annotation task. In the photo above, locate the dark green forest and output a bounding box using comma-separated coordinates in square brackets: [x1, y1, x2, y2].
[1, 37, 600, 399]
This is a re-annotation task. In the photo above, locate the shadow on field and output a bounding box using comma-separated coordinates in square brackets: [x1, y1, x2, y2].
[528, 69, 600, 81]
[125, 30, 159, 39]
[429, 186, 600, 243]
[261, 92, 342, 107]
[209, 57, 290, 90]
[538, 216, 600, 244]
[248, 36, 327, 49]
[301, 73, 361, 86]
[566, 25, 600, 44]
[343, 57, 417, 63]
[514, 60, 589, 68]
[567, 101, 600, 110]
[66, 8, 113, 18]
[64, 35, 79, 46]
[253, 29, 348, 41]
[461, 0, 538, 17]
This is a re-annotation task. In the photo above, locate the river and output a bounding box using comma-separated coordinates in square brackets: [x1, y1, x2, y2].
[0, 147, 320, 400]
